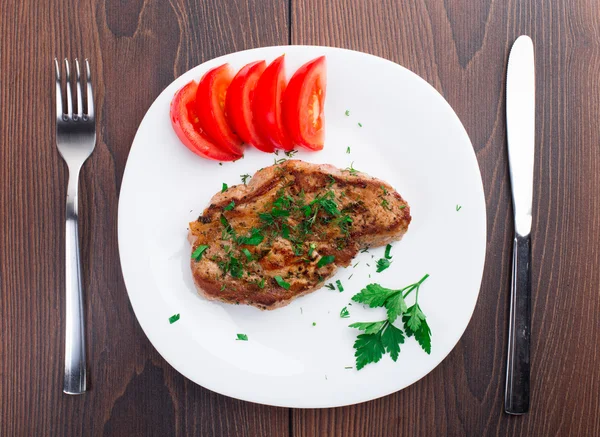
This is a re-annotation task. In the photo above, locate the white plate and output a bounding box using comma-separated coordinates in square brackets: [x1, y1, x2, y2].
[118, 46, 486, 408]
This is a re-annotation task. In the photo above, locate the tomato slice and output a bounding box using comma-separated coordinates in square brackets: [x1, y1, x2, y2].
[225, 61, 274, 152]
[196, 64, 244, 156]
[170, 81, 241, 161]
[253, 55, 294, 151]
[282, 56, 326, 151]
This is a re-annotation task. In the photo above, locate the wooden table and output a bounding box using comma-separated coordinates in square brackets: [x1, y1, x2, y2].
[2, 0, 599, 435]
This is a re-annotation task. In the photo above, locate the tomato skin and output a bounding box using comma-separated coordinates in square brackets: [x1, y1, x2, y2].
[282, 56, 326, 151]
[253, 55, 294, 151]
[225, 61, 274, 152]
[170, 81, 241, 161]
[195, 64, 244, 156]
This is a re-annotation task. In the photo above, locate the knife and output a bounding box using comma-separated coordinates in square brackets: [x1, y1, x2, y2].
[504, 35, 535, 415]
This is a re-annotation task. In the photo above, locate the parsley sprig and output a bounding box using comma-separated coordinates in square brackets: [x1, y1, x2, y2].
[349, 274, 430, 370]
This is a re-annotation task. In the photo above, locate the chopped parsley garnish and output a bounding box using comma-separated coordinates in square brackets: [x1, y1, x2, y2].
[336, 280, 344, 292]
[348, 274, 354, 280]
[346, 146, 351, 154]
[384, 244, 393, 260]
[358, 122, 363, 127]
[317, 255, 335, 268]
[353, 261, 360, 268]
[238, 228, 264, 246]
[284, 150, 298, 157]
[241, 174, 251, 185]
[340, 307, 350, 318]
[325, 283, 336, 290]
[360, 247, 369, 253]
[274, 275, 290, 290]
[344, 162, 358, 175]
[376, 258, 392, 272]
[274, 157, 287, 165]
[168, 313, 180, 324]
[345, 110, 350, 116]
[349, 274, 430, 369]
[221, 183, 228, 192]
[381, 198, 391, 210]
[223, 201, 235, 211]
[312, 322, 316, 326]
[308, 243, 316, 257]
[456, 205, 462, 211]
[191, 245, 209, 261]
[399, 205, 406, 210]
[236, 333, 248, 341]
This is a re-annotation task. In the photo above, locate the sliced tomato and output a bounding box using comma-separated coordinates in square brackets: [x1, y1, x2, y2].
[195, 64, 244, 156]
[253, 55, 294, 151]
[170, 81, 240, 161]
[225, 60, 274, 153]
[282, 56, 326, 151]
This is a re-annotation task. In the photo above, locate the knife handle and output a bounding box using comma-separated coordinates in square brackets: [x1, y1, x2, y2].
[504, 233, 531, 414]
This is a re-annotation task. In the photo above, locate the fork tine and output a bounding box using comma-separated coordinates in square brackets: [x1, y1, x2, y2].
[85, 59, 94, 120]
[74, 59, 83, 120]
[64, 59, 73, 118]
[54, 58, 63, 120]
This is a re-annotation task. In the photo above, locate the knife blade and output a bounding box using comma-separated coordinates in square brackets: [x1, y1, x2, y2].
[504, 35, 535, 415]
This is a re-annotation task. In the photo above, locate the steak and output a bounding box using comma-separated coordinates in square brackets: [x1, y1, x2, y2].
[188, 160, 411, 309]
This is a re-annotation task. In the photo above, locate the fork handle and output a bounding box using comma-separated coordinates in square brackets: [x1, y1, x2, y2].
[504, 233, 531, 414]
[63, 168, 87, 395]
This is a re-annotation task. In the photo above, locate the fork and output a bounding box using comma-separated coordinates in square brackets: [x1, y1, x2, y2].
[54, 58, 96, 395]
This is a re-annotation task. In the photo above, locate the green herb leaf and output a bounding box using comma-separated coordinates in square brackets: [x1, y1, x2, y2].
[168, 313, 180, 324]
[354, 332, 385, 370]
[241, 248, 253, 261]
[346, 146, 351, 154]
[317, 255, 335, 268]
[221, 183, 228, 192]
[336, 279, 344, 292]
[358, 122, 363, 127]
[384, 292, 408, 323]
[403, 305, 431, 354]
[284, 150, 298, 157]
[325, 283, 335, 290]
[384, 244, 393, 260]
[349, 320, 387, 335]
[236, 333, 248, 341]
[376, 258, 392, 272]
[345, 109, 350, 116]
[312, 322, 316, 326]
[399, 205, 406, 210]
[456, 205, 462, 211]
[340, 306, 350, 318]
[404, 303, 426, 332]
[274, 275, 290, 290]
[191, 245, 209, 261]
[381, 323, 405, 361]
[308, 243, 316, 257]
[351, 283, 396, 307]
[241, 174, 251, 185]
[238, 229, 264, 246]
[344, 162, 358, 175]
[224, 201, 235, 211]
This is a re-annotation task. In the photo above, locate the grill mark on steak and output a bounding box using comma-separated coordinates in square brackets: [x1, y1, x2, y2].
[188, 160, 411, 310]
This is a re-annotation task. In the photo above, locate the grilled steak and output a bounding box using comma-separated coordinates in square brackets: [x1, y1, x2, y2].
[188, 160, 411, 309]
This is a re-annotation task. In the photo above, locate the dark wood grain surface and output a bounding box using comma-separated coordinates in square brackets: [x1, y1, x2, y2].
[1, 0, 598, 436]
